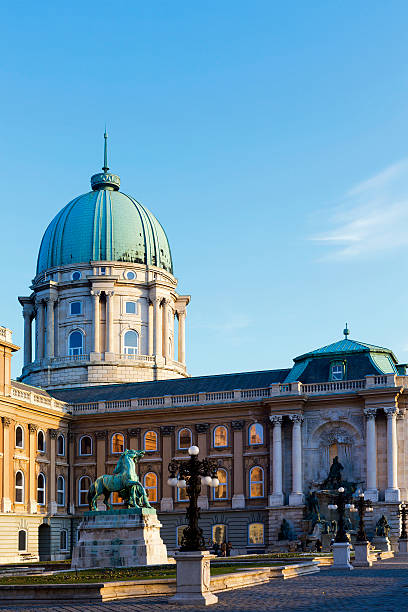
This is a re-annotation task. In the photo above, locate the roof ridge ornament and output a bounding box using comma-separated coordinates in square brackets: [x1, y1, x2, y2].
[90, 129, 120, 191]
[343, 323, 350, 339]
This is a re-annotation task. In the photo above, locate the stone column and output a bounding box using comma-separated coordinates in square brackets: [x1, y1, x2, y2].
[148, 301, 153, 356]
[91, 291, 101, 355]
[36, 300, 45, 359]
[364, 408, 378, 501]
[105, 291, 115, 356]
[269, 415, 284, 506]
[231, 420, 245, 508]
[160, 425, 175, 511]
[28, 424, 38, 513]
[289, 414, 304, 505]
[162, 299, 169, 358]
[385, 406, 400, 501]
[48, 429, 58, 514]
[22, 306, 34, 366]
[153, 298, 162, 356]
[178, 309, 186, 364]
[45, 297, 56, 358]
[1, 417, 12, 512]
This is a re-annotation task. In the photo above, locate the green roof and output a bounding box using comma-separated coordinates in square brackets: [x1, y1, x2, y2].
[294, 338, 397, 363]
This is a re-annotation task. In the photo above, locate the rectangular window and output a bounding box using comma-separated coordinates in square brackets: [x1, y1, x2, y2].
[60, 530, 68, 551]
[100, 267, 106, 275]
[125, 301, 136, 314]
[331, 364, 344, 381]
[70, 301, 82, 315]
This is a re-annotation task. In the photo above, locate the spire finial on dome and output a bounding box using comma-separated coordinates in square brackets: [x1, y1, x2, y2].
[343, 323, 350, 339]
[102, 126, 109, 173]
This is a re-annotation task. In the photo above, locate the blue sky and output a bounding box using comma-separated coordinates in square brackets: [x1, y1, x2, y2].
[2, 1, 408, 379]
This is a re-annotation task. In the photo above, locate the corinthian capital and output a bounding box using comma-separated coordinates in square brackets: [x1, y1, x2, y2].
[384, 406, 398, 417]
[269, 415, 283, 425]
[289, 414, 304, 424]
[364, 407, 377, 419]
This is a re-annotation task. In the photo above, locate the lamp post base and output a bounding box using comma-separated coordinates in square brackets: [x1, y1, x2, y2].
[332, 542, 353, 570]
[398, 538, 408, 556]
[353, 541, 373, 567]
[169, 551, 218, 606]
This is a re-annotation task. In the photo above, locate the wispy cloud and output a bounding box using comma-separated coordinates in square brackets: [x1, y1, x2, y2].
[311, 159, 408, 260]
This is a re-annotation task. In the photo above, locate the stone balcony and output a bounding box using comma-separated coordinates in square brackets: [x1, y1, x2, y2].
[69, 374, 407, 414]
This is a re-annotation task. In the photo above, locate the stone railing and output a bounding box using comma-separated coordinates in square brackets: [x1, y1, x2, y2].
[69, 374, 404, 414]
[10, 385, 69, 412]
[0, 327, 13, 343]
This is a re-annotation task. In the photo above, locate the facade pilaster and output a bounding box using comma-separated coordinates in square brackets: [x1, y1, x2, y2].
[162, 299, 169, 358]
[384, 406, 400, 502]
[178, 309, 186, 364]
[45, 297, 56, 358]
[288, 414, 304, 505]
[68, 432, 75, 513]
[269, 415, 284, 506]
[364, 407, 378, 501]
[105, 291, 115, 356]
[91, 290, 101, 355]
[36, 299, 45, 360]
[231, 420, 245, 509]
[48, 429, 58, 514]
[28, 424, 38, 514]
[22, 306, 34, 367]
[127, 428, 140, 451]
[160, 425, 174, 511]
[148, 301, 153, 356]
[153, 298, 162, 356]
[1, 417, 12, 512]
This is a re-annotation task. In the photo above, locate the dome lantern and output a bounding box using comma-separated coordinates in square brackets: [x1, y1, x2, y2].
[90, 130, 120, 191]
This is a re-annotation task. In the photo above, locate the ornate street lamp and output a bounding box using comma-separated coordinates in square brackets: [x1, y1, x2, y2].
[168, 445, 219, 551]
[353, 492, 373, 542]
[398, 503, 408, 540]
[327, 487, 353, 543]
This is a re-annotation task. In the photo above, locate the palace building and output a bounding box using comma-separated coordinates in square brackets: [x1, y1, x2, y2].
[1, 138, 407, 561]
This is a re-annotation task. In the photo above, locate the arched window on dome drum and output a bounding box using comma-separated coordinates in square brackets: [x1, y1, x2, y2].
[249, 423, 263, 446]
[78, 476, 92, 506]
[37, 473, 46, 505]
[144, 472, 158, 503]
[111, 433, 124, 454]
[178, 428, 192, 450]
[213, 426, 228, 448]
[249, 467, 264, 498]
[68, 330, 84, 356]
[123, 330, 138, 356]
[213, 469, 228, 500]
[144, 431, 157, 452]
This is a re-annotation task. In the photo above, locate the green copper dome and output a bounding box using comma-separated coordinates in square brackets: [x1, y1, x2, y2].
[37, 136, 173, 275]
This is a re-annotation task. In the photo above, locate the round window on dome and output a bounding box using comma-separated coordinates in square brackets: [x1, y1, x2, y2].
[126, 271, 136, 280]
[71, 271, 81, 281]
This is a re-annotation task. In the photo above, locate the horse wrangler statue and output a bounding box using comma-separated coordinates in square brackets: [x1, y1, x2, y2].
[87, 449, 152, 511]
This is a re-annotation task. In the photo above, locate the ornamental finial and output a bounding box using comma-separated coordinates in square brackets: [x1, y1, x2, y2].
[343, 323, 350, 339]
[102, 127, 109, 173]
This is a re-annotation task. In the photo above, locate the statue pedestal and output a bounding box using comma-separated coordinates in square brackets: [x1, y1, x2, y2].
[372, 536, 391, 552]
[398, 538, 408, 556]
[353, 541, 373, 567]
[71, 508, 168, 569]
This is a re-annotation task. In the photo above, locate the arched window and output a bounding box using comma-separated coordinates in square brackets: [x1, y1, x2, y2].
[248, 523, 264, 545]
[37, 430, 45, 452]
[212, 524, 227, 545]
[15, 425, 24, 449]
[249, 466, 264, 498]
[78, 476, 92, 506]
[15, 471, 24, 503]
[57, 434, 65, 456]
[123, 330, 139, 355]
[18, 529, 27, 552]
[213, 426, 228, 448]
[144, 472, 158, 503]
[177, 525, 188, 547]
[213, 468, 228, 500]
[60, 529, 68, 551]
[68, 330, 84, 356]
[249, 423, 263, 446]
[143, 430, 157, 452]
[111, 433, 124, 454]
[37, 473, 46, 505]
[178, 428, 192, 450]
[57, 476, 65, 506]
[79, 435, 92, 456]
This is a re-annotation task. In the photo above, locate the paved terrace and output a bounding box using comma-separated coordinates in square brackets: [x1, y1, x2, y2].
[0, 559, 407, 611]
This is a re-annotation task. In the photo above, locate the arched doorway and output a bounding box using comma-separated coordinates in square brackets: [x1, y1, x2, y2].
[38, 523, 51, 561]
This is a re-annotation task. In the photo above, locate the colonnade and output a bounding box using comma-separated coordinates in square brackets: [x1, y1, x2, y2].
[21, 292, 188, 367]
[364, 406, 400, 502]
[268, 414, 304, 507]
